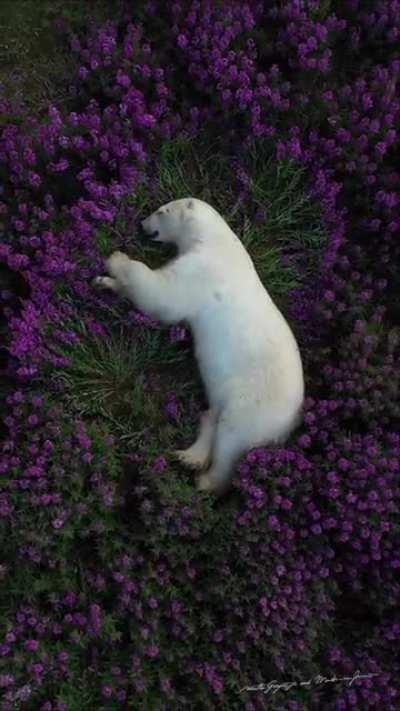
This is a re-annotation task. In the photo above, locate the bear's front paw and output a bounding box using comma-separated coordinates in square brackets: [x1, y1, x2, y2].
[105, 251, 130, 278]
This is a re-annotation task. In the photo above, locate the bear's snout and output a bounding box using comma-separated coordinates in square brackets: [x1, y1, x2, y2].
[140, 218, 149, 232]
[140, 218, 158, 238]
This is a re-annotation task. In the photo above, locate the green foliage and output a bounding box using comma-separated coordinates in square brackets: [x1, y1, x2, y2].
[55, 678, 99, 711]
[53, 321, 199, 453]
[245, 148, 326, 290]
[248, 148, 324, 249]
[0, 0, 71, 112]
[134, 133, 238, 220]
[0, 0, 122, 113]
[95, 225, 116, 258]
[129, 133, 326, 302]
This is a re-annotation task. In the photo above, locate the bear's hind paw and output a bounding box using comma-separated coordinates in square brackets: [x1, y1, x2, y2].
[173, 448, 210, 471]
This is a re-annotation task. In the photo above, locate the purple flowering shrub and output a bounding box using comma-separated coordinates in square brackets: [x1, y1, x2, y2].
[1, 1, 400, 708]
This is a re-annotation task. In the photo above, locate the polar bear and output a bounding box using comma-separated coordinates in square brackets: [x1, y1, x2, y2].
[93, 197, 304, 495]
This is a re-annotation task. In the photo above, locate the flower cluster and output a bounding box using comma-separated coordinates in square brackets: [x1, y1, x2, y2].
[1, 1, 399, 708]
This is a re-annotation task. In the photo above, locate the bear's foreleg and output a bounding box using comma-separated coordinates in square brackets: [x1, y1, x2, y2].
[94, 251, 187, 324]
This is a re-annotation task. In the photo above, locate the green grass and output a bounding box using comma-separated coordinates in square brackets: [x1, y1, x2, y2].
[0, 0, 121, 114]
[122, 133, 326, 300]
[248, 147, 325, 246]
[53, 321, 201, 456]
[244, 147, 326, 292]
[132, 134, 241, 221]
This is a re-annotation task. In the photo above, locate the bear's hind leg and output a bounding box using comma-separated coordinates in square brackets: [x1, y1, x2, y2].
[174, 410, 216, 471]
[196, 410, 248, 494]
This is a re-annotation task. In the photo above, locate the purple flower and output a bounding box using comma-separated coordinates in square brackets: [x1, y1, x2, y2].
[146, 644, 159, 658]
[152, 456, 167, 473]
[52, 518, 64, 529]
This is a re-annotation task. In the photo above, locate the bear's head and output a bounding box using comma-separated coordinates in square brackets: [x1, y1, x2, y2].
[141, 198, 228, 250]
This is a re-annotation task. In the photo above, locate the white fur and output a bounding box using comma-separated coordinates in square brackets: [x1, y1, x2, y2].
[93, 197, 304, 494]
